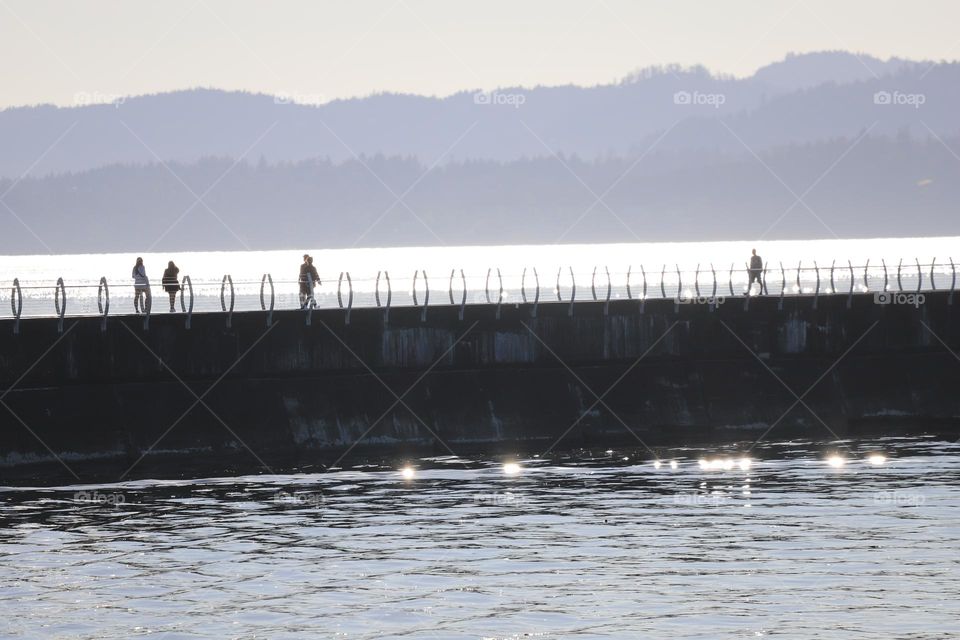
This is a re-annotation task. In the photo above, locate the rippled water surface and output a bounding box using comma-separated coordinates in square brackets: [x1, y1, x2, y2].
[2, 437, 959, 639]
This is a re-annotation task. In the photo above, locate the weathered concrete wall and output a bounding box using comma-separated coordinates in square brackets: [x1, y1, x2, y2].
[1, 293, 958, 483]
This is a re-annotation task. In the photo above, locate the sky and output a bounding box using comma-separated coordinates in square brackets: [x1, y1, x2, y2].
[1, 0, 959, 108]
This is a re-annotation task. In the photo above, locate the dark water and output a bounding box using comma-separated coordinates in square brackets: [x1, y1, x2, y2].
[1, 437, 959, 639]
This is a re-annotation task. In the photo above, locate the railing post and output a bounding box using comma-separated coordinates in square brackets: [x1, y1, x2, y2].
[375, 271, 383, 307]
[916, 258, 922, 293]
[930, 258, 937, 291]
[11, 278, 22, 335]
[881, 259, 888, 292]
[412, 270, 419, 307]
[260, 273, 275, 326]
[345, 272, 354, 325]
[532, 267, 540, 318]
[384, 271, 392, 322]
[796, 260, 802, 294]
[626, 266, 632, 300]
[640, 265, 647, 314]
[459, 269, 467, 321]
[949, 258, 956, 305]
[448, 269, 456, 306]
[710, 263, 717, 298]
[897, 259, 903, 292]
[813, 261, 820, 309]
[485, 268, 492, 305]
[694, 264, 701, 297]
[54, 277, 66, 334]
[603, 266, 611, 316]
[495, 268, 503, 320]
[182, 275, 193, 329]
[660, 265, 666, 299]
[829, 259, 835, 294]
[742, 263, 750, 311]
[521, 267, 528, 304]
[337, 272, 344, 308]
[728, 263, 734, 297]
[864, 259, 871, 292]
[98, 276, 110, 332]
[591, 267, 598, 301]
[846, 260, 854, 308]
[556, 267, 563, 302]
[421, 270, 429, 323]
[221, 274, 234, 329]
[778, 262, 785, 310]
[568, 267, 576, 317]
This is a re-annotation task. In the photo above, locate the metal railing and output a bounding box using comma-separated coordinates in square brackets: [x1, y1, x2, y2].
[2, 258, 955, 329]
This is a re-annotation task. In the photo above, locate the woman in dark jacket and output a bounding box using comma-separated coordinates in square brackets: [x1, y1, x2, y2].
[162, 261, 181, 312]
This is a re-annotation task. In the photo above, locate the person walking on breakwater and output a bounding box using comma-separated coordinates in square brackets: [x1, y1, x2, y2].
[299, 254, 322, 309]
[747, 249, 766, 295]
[162, 261, 181, 312]
[132, 257, 151, 314]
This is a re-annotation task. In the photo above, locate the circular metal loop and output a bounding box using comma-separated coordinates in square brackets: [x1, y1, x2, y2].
[97, 277, 109, 317]
[259, 273, 275, 311]
[11, 278, 22, 319]
[54, 277, 66, 319]
[220, 274, 234, 313]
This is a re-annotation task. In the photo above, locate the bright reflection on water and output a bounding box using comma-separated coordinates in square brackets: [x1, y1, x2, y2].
[1, 437, 959, 639]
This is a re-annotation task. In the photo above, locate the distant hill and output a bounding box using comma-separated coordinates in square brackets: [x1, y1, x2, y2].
[2, 133, 956, 254]
[0, 51, 956, 179]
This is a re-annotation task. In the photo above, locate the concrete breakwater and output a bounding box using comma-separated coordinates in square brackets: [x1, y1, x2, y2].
[1, 292, 958, 483]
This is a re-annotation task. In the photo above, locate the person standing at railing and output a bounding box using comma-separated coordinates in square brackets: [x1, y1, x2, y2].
[747, 249, 766, 295]
[162, 261, 181, 312]
[132, 257, 151, 314]
[298, 254, 311, 308]
[305, 256, 321, 308]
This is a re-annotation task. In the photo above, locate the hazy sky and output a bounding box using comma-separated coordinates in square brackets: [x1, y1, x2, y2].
[1, 0, 958, 108]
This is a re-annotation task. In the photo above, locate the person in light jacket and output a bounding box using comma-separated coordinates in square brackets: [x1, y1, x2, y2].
[162, 261, 181, 312]
[132, 257, 151, 314]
